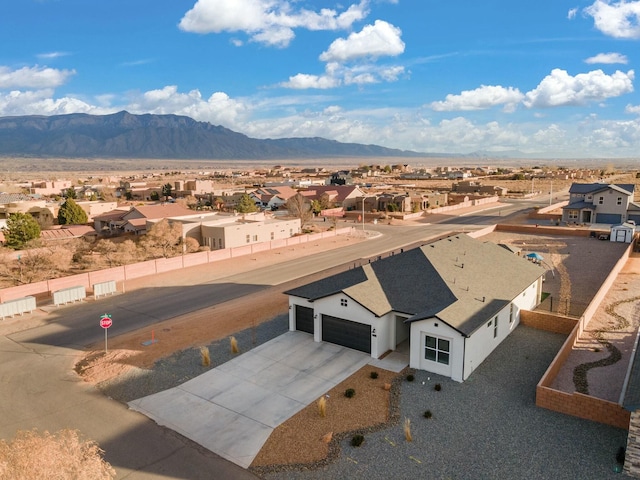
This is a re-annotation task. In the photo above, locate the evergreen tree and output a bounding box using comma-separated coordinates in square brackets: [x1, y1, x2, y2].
[4, 213, 41, 249]
[58, 198, 88, 225]
[236, 193, 259, 213]
[65, 187, 77, 199]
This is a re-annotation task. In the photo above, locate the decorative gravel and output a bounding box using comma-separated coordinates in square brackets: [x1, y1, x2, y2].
[258, 326, 630, 480]
[97, 314, 290, 403]
[99, 319, 630, 479]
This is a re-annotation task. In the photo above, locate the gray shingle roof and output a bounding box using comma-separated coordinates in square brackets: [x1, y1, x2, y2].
[568, 183, 634, 196]
[286, 234, 544, 337]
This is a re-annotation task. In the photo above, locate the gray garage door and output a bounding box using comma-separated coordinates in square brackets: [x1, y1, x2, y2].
[295, 305, 314, 334]
[321, 315, 371, 354]
[595, 213, 622, 224]
[628, 214, 640, 224]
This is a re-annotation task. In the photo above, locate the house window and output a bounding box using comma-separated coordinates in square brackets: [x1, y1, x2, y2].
[340, 298, 348, 307]
[246, 234, 250, 243]
[487, 320, 492, 328]
[568, 210, 578, 220]
[271, 232, 275, 240]
[425, 335, 450, 365]
[218, 238, 222, 249]
[510, 304, 514, 323]
[617, 197, 622, 205]
[494, 316, 498, 338]
[253, 235, 258, 241]
[598, 197, 604, 205]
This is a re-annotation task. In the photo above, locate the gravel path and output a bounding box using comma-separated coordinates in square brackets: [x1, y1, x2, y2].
[97, 314, 290, 403]
[258, 326, 630, 480]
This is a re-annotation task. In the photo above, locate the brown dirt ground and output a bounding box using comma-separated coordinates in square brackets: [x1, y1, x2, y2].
[251, 367, 399, 469]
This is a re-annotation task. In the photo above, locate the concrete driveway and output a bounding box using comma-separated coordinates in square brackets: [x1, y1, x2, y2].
[128, 331, 371, 468]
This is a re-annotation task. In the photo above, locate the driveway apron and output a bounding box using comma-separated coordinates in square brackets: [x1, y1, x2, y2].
[129, 331, 371, 468]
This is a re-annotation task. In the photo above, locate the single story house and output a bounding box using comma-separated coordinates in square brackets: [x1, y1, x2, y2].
[285, 234, 544, 382]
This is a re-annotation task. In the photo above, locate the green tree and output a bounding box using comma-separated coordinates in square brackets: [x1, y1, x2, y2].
[236, 193, 259, 213]
[64, 187, 77, 199]
[149, 191, 160, 201]
[58, 198, 88, 225]
[162, 183, 173, 201]
[3, 213, 41, 249]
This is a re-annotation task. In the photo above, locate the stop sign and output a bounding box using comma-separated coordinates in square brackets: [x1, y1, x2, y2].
[100, 315, 112, 329]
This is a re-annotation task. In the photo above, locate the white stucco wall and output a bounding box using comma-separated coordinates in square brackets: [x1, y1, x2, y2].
[409, 319, 465, 382]
[313, 293, 384, 358]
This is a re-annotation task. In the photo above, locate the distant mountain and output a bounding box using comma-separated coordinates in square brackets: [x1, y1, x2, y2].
[0, 111, 427, 160]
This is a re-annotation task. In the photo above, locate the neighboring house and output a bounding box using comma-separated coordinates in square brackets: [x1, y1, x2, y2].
[40, 225, 97, 242]
[452, 181, 508, 197]
[199, 215, 301, 250]
[285, 234, 544, 382]
[93, 204, 195, 235]
[303, 185, 365, 211]
[0, 199, 57, 226]
[562, 183, 640, 225]
[250, 186, 299, 210]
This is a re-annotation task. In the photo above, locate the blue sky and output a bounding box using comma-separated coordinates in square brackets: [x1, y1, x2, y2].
[2, 1, 640, 158]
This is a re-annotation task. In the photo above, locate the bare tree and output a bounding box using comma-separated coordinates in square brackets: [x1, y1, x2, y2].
[94, 239, 138, 267]
[139, 219, 183, 258]
[0, 428, 115, 479]
[0, 250, 59, 285]
[286, 193, 313, 228]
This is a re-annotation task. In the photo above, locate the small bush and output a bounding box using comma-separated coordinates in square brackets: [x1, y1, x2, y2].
[370, 371, 379, 379]
[351, 434, 364, 447]
[230, 336, 239, 354]
[434, 383, 442, 391]
[199, 346, 211, 367]
[345, 388, 356, 398]
[406, 374, 415, 382]
[404, 418, 412, 442]
[317, 397, 327, 418]
[423, 410, 433, 419]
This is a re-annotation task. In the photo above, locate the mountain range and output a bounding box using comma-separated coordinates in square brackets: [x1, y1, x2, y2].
[0, 111, 429, 160]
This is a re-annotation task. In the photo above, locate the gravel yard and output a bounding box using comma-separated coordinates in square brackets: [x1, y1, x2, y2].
[257, 326, 630, 480]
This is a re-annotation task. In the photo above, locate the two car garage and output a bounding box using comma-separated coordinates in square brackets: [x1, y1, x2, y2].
[294, 305, 371, 354]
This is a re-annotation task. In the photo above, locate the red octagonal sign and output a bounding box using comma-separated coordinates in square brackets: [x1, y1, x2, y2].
[100, 315, 112, 329]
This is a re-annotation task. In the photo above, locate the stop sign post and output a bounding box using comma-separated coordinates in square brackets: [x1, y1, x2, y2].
[100, 314, 112, 352]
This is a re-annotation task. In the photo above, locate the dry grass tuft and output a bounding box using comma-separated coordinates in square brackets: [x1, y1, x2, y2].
[321, 432, 333, 444]
[317, 396, 327, 417]
[230, 336, 239, 354]
[403, 417, 412, 442]
[199, 346, 211, 367]
[0, 428, 115, 480]
[383, 383, 391, 391]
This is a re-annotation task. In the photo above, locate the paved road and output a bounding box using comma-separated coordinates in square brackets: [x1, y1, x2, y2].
[0, 198, 558, 480]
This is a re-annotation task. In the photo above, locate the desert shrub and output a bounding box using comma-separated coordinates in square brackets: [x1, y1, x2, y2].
[434, 383, 442, 391]
[230, 336, 239, 354]
[404, 418, 412, 442]
[0, 428, 115, 479]
[344, 388, 356, 398]
[423, 410, 433, 419]
[351, 434, 364, 447]
[200, 346, 210, 367]
[370, 371, 379, 379]
[406, 374, 415, 382]
[317, 397, 327, 417]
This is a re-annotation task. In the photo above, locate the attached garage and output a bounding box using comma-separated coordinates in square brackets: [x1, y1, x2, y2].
[596, 213, 622, 224]
[321, 314, 371, 354]
[295, 305, 314, 334]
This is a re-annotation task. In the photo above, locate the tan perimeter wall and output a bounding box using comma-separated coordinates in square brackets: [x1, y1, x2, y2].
[535, 241, 634, 429]
[0, 228, 352, 304]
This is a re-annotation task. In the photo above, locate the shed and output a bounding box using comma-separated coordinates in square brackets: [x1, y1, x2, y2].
[610, 222, 636, 243]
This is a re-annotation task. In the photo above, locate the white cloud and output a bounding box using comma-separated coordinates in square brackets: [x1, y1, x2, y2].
[584, 52, 628, 64]
[584, 0, 640, 39]
[626, 104, 640, 114]
[281, 62, 404, 89]
[523, 68, 634, 108]
[0, 89, 97, 116]
[319, 20, 404, 62]
[179, 0, 370, 47]
[124, 86, 250, 128]
[0, 65, 75, 89]
[567, 7, 579, 19]
[36, 52, 71, 60]
[430, 85, 524, 112]
[281, 73, 341, 89]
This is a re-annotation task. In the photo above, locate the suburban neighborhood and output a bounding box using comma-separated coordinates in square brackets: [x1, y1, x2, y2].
[1, 162, 640, 479]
